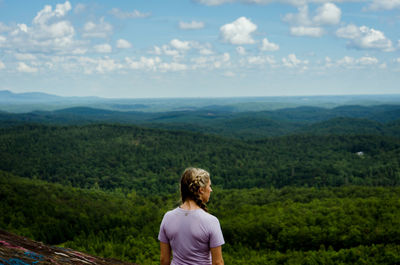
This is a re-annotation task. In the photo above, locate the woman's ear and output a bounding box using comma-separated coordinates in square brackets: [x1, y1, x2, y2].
[199, 187, 204, 194]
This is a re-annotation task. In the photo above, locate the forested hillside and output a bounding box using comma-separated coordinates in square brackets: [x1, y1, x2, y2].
[2, 174, 400, 264]
[1, 104, 400, 264]
[1, 104, 400, 139]
[1, 124, 400, 194]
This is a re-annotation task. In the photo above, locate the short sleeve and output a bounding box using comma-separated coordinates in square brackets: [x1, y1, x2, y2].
[209, 218, 225, 248]
[158, 214, 169, 243]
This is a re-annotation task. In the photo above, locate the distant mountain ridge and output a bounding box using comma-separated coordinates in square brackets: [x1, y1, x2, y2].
[1, 104, 400, 138]
[1, 89, 400, 113]
[0, 90, 100, 103]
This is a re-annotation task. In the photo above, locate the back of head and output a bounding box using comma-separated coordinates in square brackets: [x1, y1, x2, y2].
[180, 167, 210, 212]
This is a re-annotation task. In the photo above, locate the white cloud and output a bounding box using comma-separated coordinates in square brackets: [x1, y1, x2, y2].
[170, 39, 191, 50]
[282, 53, 308, 68]
[397, 58, 400, 63]
[33, 1, 71, 25]
[179, 21, 205, 30]
[110, 8, 150, 19]
[336, 24, 394, 51]
[247, 55, 276, 65]
[236, 46, 246, 55]
[125, 56, 161, 71]
[366, 0, 400, 11]
[94, 43, 112, 53]
[159, 62, 187, 72]
[0, 61, 5, 70]
[336, 56, 379, 68]
[17, 62, 38, 73]
[336, 24, 360, 39]
[83, 18, 113, 38]
[337, 56, 354, 66]
[290, 26, 324, 37]
[35, 20, 75, 39]
[96, 58, 122, 73]
[2, 2, 81, 55]
[15, 53, 37, 61]
[313, 3, 341, 25]
[358, 56, 378, 65]
[116, 39, 132, 49]
[260, 38, 279, 51]
[284, 3, 340, 37]
[283, 5, 311, 26]
[220, 17, 257, 45]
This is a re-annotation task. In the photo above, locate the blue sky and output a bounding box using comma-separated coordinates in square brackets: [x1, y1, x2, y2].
[0, 0, 399, 98]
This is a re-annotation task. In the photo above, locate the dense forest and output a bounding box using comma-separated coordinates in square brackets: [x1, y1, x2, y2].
[2, 173, 400, 264]
[1, 103, 400, 264]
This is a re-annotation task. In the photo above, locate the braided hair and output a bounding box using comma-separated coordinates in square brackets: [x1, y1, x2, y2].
[180, 167, 210, 212]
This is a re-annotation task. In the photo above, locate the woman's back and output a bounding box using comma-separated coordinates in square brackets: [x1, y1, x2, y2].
[159, 207, 224, 265]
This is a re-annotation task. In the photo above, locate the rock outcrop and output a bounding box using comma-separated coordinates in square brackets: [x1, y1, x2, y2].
[0, 230, 138, 265]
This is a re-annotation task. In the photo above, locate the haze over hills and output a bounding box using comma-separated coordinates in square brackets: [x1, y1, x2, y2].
[1, 104, 400, 139]
[1, 90, 400, 113]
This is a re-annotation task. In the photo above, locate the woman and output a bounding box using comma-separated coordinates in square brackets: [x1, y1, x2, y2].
[158, 167, 224, 265]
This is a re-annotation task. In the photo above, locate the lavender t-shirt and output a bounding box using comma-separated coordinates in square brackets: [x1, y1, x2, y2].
[158, 207, 225, 265]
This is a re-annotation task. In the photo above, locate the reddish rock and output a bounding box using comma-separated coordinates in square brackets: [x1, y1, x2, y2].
[0, 230, 138, 265]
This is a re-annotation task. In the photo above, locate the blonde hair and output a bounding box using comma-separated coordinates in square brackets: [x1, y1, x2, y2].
[180, 167, 210, 212]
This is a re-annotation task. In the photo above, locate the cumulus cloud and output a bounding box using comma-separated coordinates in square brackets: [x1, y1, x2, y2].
[94, 43, 112, 53]
[283, 5, 311, 26]
[284, 3, 340, 37]
[282, 53, 308, 68]
[96, 58, 122, 73]
[366, 0, 400, 11]
[0, 61, 5, 70]
[116, 39, 132, 49]
[357, 56, 378, 65]
[110, 8, 150, 19]
[33, 1, 72, 25]
[260, 38, 279, 51]
[336, 56, 379, 68]
[246, 55, 276, 65]
[17, 62, 38, 73]
[220, 17, 257, 45]
[179, 21, 205, 30]
[290, 26, 324, 37]
[82, 18, 113, 38]
[125, 56, 161, 71]
[313, 3, 341, 25]
[0, 2, 83, 55]
[159, 62, 187, 72]
[336, 24, 394, 51]
[170, 39, 191, 50]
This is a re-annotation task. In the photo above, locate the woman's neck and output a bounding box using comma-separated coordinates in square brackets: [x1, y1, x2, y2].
[180, 200, 200, 210]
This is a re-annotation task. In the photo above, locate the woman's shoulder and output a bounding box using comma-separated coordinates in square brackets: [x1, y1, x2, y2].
[198, 210, 220, 223]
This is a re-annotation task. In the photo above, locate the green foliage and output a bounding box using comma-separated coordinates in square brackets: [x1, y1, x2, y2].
[2, 174, 400, 264]
[1, 124, 400, 195]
